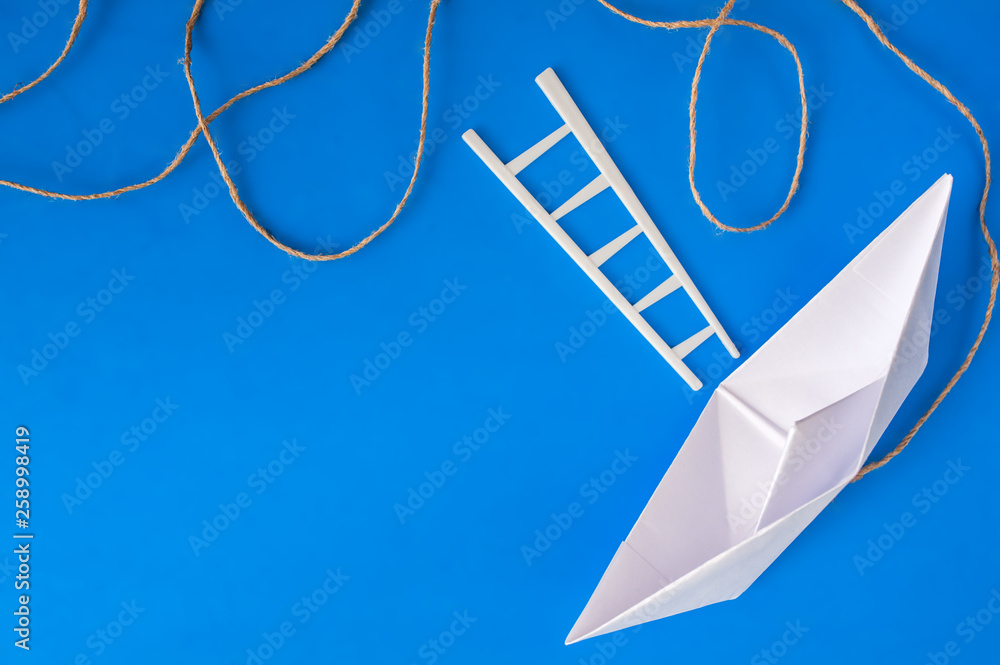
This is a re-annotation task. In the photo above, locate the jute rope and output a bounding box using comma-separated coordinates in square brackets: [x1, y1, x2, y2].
[181, 0, 440, 261]
[0, 0, 87, 105]
[836, 0, 997, 480]
[599, 0, 807, 232]
[598, 0, 996, 481]
[0, 1, 995, 479]
[0, 0, 369, 199]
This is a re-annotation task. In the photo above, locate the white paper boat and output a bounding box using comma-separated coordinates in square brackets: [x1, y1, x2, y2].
[567, 174, 953, 644]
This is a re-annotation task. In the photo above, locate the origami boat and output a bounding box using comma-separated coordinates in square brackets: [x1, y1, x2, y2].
[567, 174, 953, 643]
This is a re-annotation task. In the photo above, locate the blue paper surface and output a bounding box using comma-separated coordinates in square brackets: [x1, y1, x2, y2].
[1, 0, 998, 662]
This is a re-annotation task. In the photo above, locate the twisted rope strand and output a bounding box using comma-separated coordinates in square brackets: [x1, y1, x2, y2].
[598, 0, 995, 479]
[597, 0, 808, 232]
[836, 0, 996, 480]
[182, 0, 440, 261]
[0, 0, 364, 200]
[0, 0, 87, 105]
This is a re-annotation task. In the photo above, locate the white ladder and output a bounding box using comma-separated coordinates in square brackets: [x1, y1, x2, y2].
[462, 68, 738, 391]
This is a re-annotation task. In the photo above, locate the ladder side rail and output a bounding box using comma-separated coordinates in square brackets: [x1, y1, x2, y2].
[534, 68, 739, 359]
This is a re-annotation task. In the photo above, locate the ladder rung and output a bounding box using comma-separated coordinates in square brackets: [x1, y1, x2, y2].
[551, 174, 610, 221]
[634, 275, 681, 312]
[506, 124, 572, 175]
[589, 225, 642, 267]
[672, 325, 715, 359]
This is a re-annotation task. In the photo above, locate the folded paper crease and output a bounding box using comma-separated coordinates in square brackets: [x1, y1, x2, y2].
[567, 174, 953, 644]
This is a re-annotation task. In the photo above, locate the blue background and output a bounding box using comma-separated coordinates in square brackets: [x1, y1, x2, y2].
[1, 0, 998, 662]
